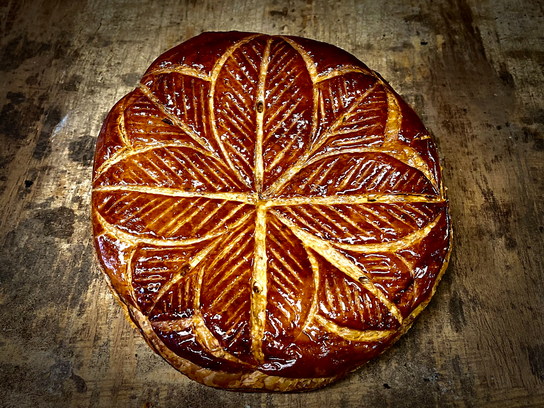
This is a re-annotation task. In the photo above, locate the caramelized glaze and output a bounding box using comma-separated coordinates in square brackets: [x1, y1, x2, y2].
[92, 31, 452, 391]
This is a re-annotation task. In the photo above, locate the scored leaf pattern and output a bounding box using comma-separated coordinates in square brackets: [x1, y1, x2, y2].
[273, 202, 445, 244]
[199, 221, 255, 361]
[95, 145, 247, 191]
[131, 242, 206, 316]
[317, 253, 401, 332]
[314, 74, 387, 151]
[92, 33, 451, 378]
[95, 190, 254, 242]
[123, 88, 206, 150]
[213, 37, 266, 187]
[265, 216, 315, 341]
[261, 39, 314, 190]
[275, 153, 438, 197]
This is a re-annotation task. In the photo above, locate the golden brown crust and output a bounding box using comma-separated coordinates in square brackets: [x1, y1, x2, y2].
[91, 31, 452, 391]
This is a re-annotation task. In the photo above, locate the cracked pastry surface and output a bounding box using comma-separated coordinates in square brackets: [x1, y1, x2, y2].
[91, 31, 452, 392]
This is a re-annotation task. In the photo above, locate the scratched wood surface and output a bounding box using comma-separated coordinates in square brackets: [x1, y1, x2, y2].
[0, 0, 543, 407]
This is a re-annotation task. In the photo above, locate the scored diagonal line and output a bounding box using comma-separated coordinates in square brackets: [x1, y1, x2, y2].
[264, 94, 304, 140]
[266, 68, 299, 109]
[315, 315, 395, 342]
[267, 43, 289, 73]
[94, 185, 255, 204]
[265, 92, 302, 139]
[91, 96, 131, 183]
[144, 66, 212, 81]
[315, 66, 373, 83]
[268, 247, 303, 290]
[239, 46, 259, 71]
[265, 193, 445, 207]
[117, 102, 131, 147]
[332, 213, 442, 253]
[192, 313, 249, 365]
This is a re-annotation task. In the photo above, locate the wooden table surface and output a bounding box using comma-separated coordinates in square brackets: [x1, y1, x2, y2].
[1, 0, 543, 407]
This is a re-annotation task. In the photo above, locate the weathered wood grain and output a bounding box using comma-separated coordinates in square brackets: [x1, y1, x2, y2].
[0, 0, 543, 406]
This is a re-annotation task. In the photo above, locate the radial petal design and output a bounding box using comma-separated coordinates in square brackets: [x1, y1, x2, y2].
[92, 32, 452, 391]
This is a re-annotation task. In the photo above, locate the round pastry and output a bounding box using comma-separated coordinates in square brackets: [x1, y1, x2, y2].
[92, 31, 452, 391]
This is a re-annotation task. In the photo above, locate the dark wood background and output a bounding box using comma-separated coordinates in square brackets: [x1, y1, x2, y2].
[1, 0, 543, 406]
